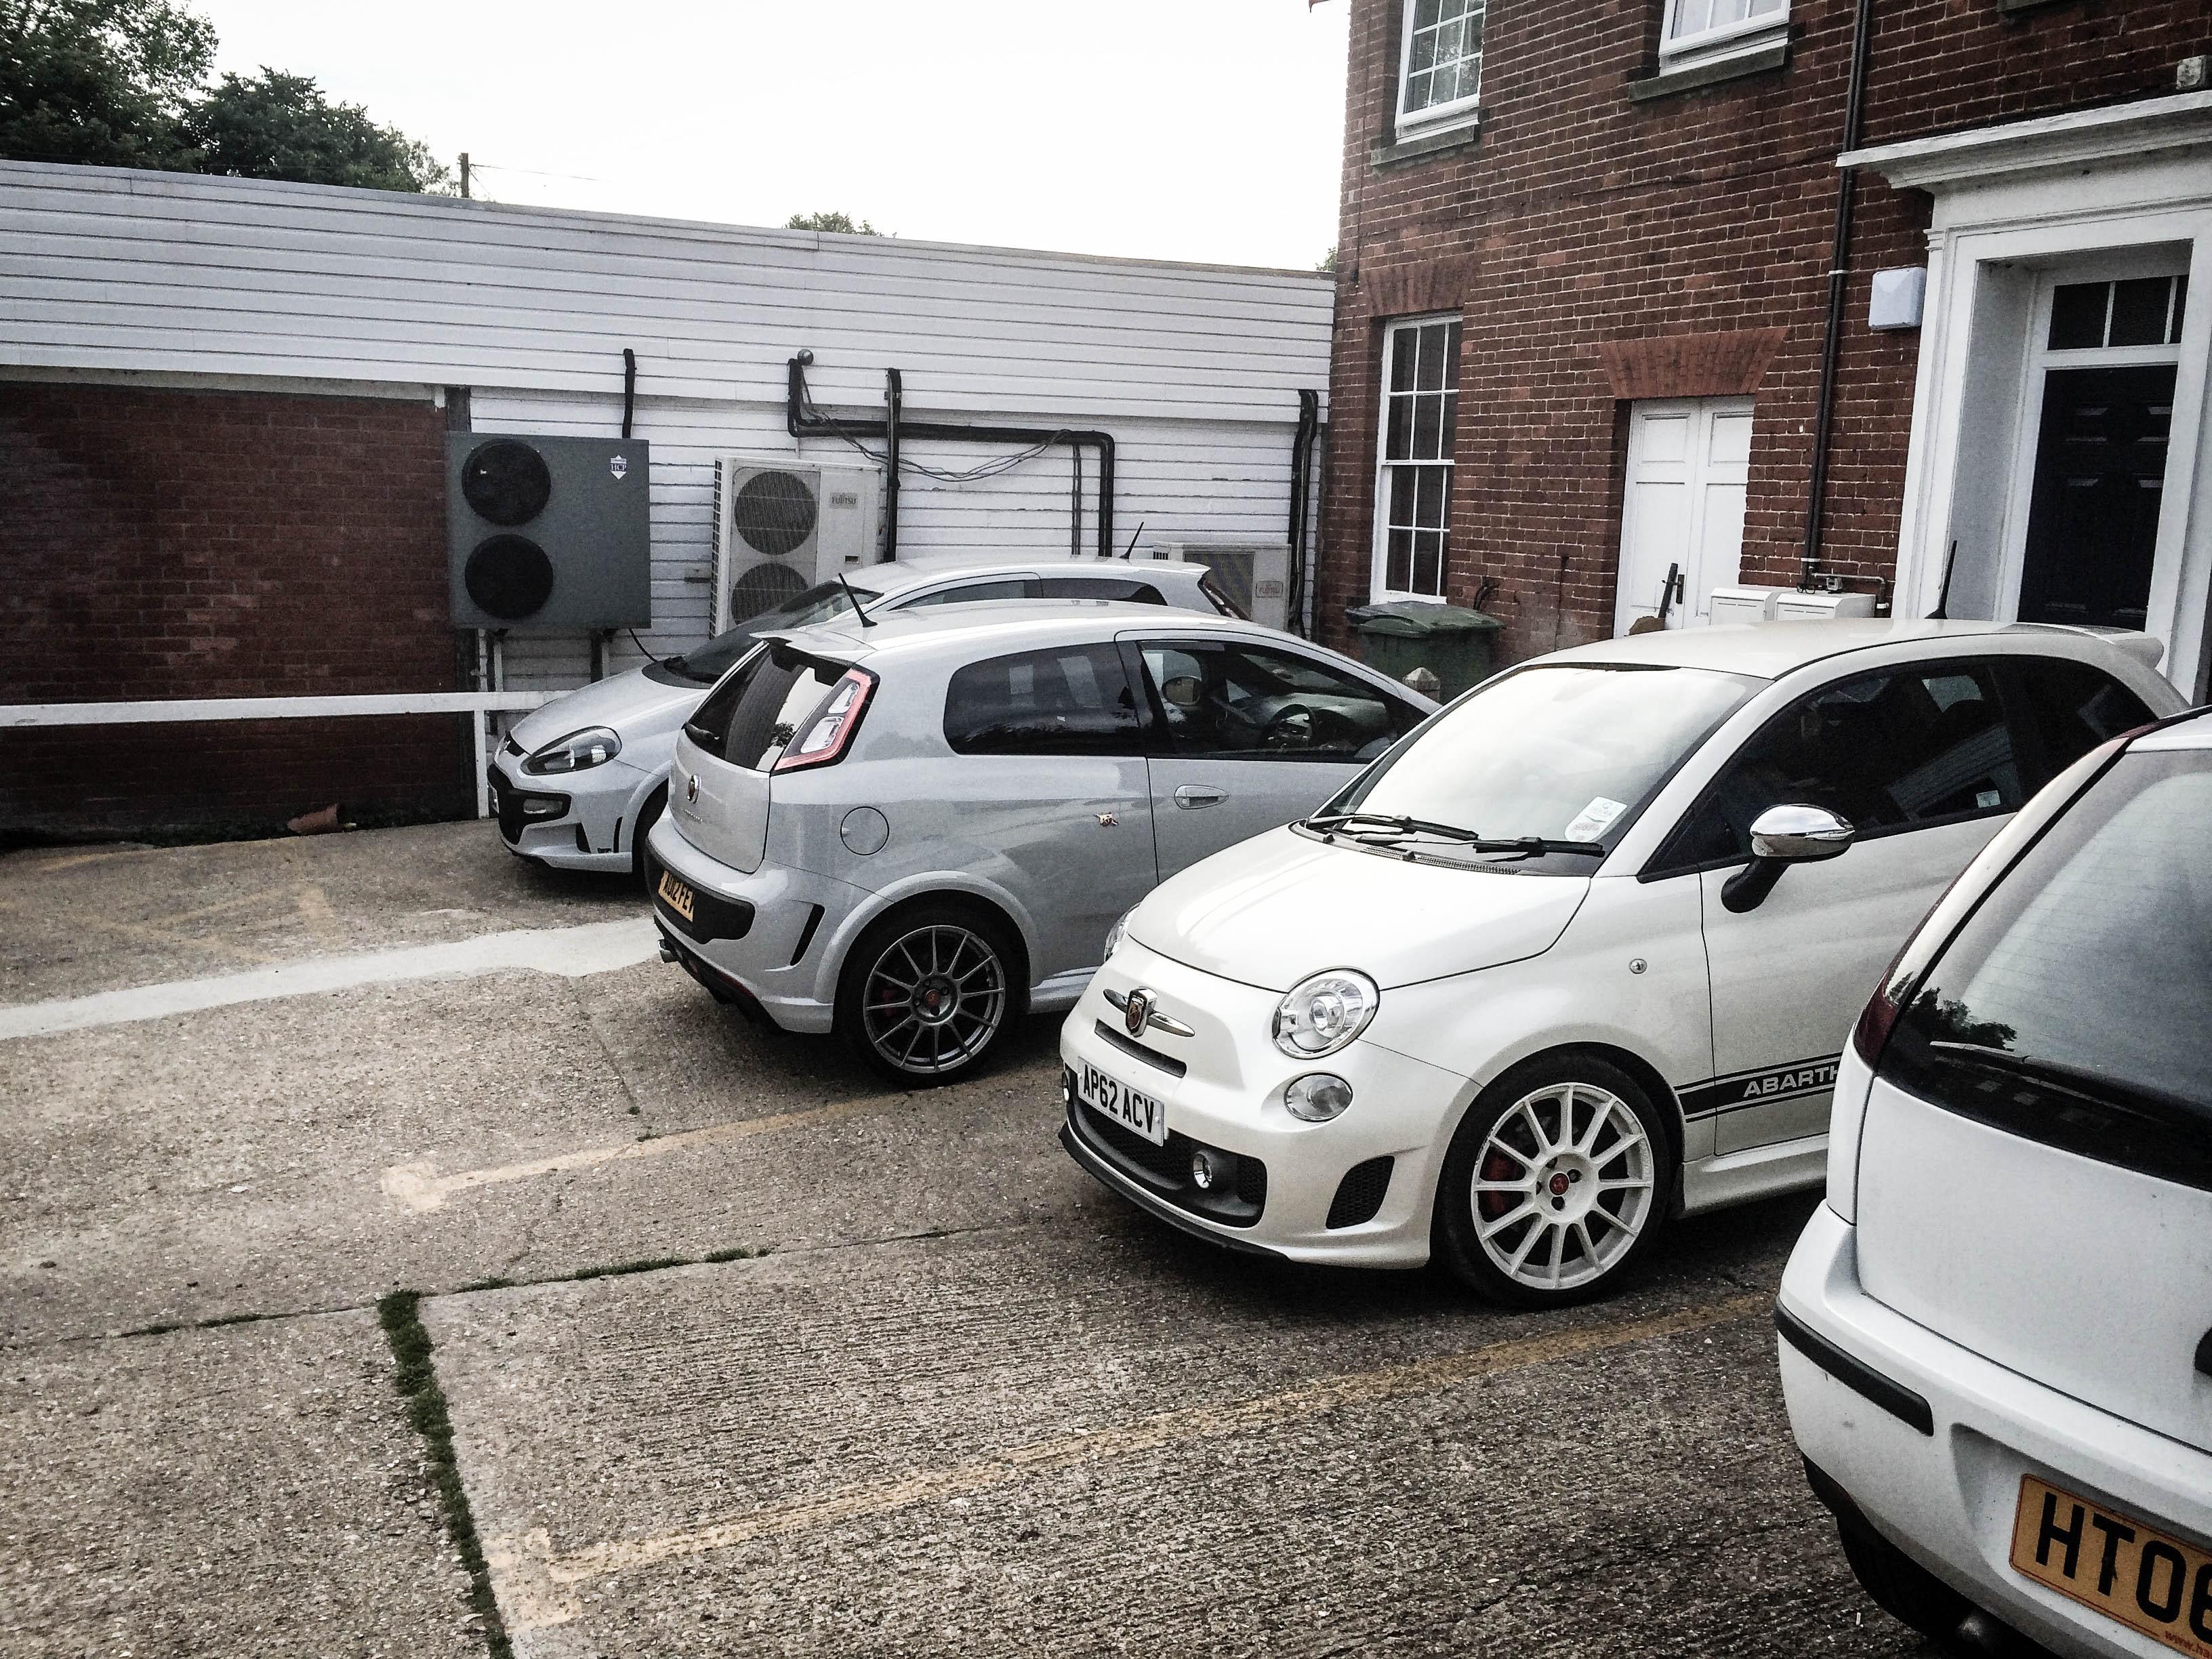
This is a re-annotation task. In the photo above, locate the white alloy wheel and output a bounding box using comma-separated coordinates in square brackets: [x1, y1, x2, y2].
[856, 921, 1009, 1080]
[1466, 1077, 1658, 1296]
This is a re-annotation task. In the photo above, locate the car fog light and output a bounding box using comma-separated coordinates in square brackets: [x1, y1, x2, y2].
[1284, 1073, 1354, 1123]
[519, 796, 564, 819]
[1189, 1149, 1222, 1191]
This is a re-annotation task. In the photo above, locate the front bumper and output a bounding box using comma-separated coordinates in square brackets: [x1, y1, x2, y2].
[489, 749, 654, 873]
[1057, 935, 1471, 1268]
[1778, 1203, 2212, 1658]
[644, 815, 867, 1036]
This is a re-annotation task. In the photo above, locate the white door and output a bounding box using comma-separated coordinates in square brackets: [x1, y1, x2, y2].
[1614, 398, 1753, 634]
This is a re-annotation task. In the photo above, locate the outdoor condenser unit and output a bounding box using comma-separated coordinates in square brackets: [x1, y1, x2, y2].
[446, 434, 651, 630]
[1142, 541, 1293, 631]
[710, 456, 882, 632]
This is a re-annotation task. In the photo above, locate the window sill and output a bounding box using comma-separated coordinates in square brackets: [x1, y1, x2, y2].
[1994, 0, 2076, 13]
[1626, 39, 1790, 102]
[1370, 117, 1483, 167]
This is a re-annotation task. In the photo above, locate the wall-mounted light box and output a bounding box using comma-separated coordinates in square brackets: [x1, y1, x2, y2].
[1870, 267, 1927, 331]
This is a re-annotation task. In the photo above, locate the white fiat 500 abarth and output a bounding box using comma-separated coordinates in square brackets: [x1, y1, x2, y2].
[1059, 619, 2182, 1306]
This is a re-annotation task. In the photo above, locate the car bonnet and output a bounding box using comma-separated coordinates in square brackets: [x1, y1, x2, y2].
[1129, 825, 1592, 994]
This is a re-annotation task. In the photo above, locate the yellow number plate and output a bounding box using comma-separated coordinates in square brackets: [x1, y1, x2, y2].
[2011, 1474, 2212, 1656]
[655, 870, 696, 924]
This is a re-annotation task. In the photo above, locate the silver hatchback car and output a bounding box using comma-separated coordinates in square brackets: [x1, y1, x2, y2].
[644, 602, 1434, 1082]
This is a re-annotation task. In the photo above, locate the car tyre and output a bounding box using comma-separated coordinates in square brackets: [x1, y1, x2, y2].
[628, 785, 667, 884]
[836, 902, 1023, 1086]
[1433, 1052, 1674, 1307]
[1833, 1519, 1975, 1646]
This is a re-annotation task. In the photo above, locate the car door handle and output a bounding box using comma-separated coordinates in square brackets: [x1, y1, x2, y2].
[1173, 785, 1227, 809]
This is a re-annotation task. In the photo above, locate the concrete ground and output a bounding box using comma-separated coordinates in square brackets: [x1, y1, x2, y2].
[1, 822, 1939, 1657]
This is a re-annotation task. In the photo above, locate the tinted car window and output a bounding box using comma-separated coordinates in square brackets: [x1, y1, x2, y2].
[1139, 640, 1418, 761]
[649, 583, 878, 686]
[683, 647, 840, 769]
[2012, 657, 2155, 773]
[901, 579, 1037, 608]
[1659, 661, 2024, 867]
[943, 643, 1145, 756]
[1880, 750, 2212, 1190]
[1197, 571, 1248, 619]
[1035, 577, 1166, 604]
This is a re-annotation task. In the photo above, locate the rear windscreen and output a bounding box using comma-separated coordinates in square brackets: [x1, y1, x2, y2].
[682, 647, 842, 770]
[1881, 749, 2212, 1189]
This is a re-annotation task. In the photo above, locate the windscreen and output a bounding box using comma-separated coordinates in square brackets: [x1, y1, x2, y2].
[1326, 663, 1757, 859]
[654, 583, 876, 685]
[1881, 750, 2212, 1187]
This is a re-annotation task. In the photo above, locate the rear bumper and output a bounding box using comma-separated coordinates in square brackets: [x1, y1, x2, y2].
[1778, 1204, 2212, 1658]
[644, 816, 865, 1035]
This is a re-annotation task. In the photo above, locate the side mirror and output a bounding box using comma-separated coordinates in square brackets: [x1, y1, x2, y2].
[1722, 805, 1856, 914]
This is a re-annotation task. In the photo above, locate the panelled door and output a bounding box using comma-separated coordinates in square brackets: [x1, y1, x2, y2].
[1614, 398, 1753, 634]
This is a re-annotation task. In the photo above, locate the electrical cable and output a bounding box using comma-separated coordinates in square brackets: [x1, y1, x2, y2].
[799, 384, 1066, 483]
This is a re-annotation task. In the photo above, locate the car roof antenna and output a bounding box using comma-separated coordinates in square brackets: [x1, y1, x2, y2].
[838, 572, 878, 628]
[1121, 519, 1145, 561]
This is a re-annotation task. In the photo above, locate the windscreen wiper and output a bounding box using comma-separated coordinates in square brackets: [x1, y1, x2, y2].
[1303, 813, 1603, 859]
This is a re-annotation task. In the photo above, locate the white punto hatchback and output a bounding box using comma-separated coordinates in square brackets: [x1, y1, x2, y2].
[1780, 706, 2212, 1658]
[1059, 619, 2182, 1306]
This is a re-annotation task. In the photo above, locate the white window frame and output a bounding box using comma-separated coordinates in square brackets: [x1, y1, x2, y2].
[1394, 0, 1486, 136]
[1658, 0, 1789, 69]
[1370, 314, 1462, 604]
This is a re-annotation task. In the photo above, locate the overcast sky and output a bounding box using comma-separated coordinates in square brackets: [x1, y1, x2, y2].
[189, 1, 1351, 271]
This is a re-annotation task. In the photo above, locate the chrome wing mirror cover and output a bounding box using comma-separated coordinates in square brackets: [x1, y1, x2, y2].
[1723, 804, 1856, 914]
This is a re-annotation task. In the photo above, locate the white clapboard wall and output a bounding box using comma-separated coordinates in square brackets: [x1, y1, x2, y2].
[0, 160, 1332, 690]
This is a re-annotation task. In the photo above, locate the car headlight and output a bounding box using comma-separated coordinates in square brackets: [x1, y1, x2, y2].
[1271, 970, 1378, 1059]
[523, 726, 622, 775]
[1102, 906, 1138, 962]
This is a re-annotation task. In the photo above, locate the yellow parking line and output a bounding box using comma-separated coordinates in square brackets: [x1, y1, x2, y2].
[485, 1290, 1769, 1626]
[379, 1094, 890, 1211]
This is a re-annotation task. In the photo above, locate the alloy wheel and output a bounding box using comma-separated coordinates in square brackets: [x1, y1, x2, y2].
[1471, 1080, 1656, 1293]
[859, 923, 1008, 1076]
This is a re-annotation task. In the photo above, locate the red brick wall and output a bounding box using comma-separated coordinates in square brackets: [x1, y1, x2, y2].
[0, 382, 471, 836]
[1319, 0, 2210, 665]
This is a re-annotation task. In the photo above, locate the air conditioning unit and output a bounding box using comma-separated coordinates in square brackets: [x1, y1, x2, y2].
[1774, 589, 1877, 622]
[710, 456, 882, 632]
[446, 434, 651, 630]
[1141, 541, 1293, 631]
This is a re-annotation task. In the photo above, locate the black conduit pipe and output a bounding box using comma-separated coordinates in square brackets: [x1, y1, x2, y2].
[1802, 0, 1877, 590]
[787, 358, 1116, 559]
[1287, 389, 1321, 637]
[621, 348, 636, 440]
[884, 367, 902, 563]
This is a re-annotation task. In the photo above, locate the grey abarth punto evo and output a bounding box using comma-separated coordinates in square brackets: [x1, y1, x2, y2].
[644, 600, 1435, 1083]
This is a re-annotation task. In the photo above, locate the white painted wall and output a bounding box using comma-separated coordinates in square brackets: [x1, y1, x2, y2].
[0, 161, 1332, 690]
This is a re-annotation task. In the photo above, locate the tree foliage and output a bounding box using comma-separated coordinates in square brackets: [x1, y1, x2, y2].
[179, 69, 449, 192]
[786, 210, 881, 236]
[0, 0, 211, 167]
[0, 0, 448, 190]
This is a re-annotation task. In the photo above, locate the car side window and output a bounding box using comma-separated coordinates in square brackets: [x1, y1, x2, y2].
[901, 579, 1038, 609]
[1136, 639, 1420, 762]
[943, 643, 1147, 756]
[2010, 658, 2155, 780]
[1656, 660, 2026, 867]
[1035, 577, 1166, 604]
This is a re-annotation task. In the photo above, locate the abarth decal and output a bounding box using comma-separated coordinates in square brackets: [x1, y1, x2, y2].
[1676, 1054, 1843, 1122]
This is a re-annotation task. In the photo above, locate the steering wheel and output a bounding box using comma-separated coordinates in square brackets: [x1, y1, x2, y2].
[1261, 705, 1316, 750]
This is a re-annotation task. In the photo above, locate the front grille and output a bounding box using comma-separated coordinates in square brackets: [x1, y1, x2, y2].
[1326, 1156, 1395, 1229]
[502, 736, 526, 759]
[489, 768, 567, 843]
[1092, 1021, 1187, 1078]
[1066, 1081, 1265, 1228]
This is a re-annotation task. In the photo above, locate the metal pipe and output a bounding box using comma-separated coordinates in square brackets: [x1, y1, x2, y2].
[1287, 390, 1320, 636]
[1801, 0, 1878, 590]
[787, 357, 1115, 558]
[884, 367, 902, 563]
[621, 348, 636, 441]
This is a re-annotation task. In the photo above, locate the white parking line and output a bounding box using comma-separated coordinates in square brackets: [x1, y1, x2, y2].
[0, 918, 659, 1040]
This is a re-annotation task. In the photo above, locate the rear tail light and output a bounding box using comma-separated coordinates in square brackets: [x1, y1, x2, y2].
[775, 668, 876, 774]
[1851, 944, 1912, 1067]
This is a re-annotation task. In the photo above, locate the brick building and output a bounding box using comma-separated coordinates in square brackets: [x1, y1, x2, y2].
[1315, 0, 2212, 701]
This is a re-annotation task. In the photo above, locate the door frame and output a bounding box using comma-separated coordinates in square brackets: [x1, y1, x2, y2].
[1992, 257, 2189, 628]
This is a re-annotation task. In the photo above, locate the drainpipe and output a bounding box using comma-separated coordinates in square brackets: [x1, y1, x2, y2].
[884, 367, 902, 563]
[1801, 0, 1877, 591]
[1287, 390, 1322, 637]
